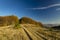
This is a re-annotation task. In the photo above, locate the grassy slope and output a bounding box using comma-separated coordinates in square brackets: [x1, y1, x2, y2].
[0, 24, 60, 40]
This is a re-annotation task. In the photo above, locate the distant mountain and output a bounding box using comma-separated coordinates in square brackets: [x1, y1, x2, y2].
[43, 24, 60, 27]
[43, 24, 60, 30]
[19, 17, 43, 27]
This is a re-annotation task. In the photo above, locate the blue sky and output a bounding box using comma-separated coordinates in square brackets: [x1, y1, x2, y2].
[0, 0, 60, 24]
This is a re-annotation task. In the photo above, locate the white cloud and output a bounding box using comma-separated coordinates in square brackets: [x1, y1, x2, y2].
[56, 8, 60, 10]
[27, 3, 60, 10]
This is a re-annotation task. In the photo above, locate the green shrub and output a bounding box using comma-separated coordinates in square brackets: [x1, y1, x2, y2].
[14, 23, 21, 29]
[49, 28, 53, 31]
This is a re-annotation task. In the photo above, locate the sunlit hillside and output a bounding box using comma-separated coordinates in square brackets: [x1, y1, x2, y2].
[0, 24, 60, 40]
[0, 15, 19, 26]
[0, 16, 60, 40]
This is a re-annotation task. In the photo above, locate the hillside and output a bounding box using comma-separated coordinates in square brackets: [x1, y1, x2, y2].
[0, 16, 60, 40]
[19, 17, 43, 27]
[0, 15, 19, 26]
[0, 24, 60, 40]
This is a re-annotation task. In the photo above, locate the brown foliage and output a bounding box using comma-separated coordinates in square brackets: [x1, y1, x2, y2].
[19, 17, 43, 27]
[0, 15, 19, 26]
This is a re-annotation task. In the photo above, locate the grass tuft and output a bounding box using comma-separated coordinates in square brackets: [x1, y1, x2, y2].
[14, 23, 21, 29]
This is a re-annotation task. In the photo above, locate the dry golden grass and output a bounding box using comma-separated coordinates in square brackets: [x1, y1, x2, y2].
[0, 24, 60, 40]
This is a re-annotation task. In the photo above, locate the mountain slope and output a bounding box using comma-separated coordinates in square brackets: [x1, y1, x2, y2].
[0, 15, 19, 26]
[0, 24, 60, 40]
[19, 17, 43, 27]
[0, 16, 60, 40]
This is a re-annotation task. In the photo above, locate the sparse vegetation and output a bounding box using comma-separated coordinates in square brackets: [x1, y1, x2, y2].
[14, 22, 21, 29]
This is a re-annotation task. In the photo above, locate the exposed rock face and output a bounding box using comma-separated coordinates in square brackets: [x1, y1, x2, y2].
[19, 17, 43, 27]
[0, 15, 19, 26]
